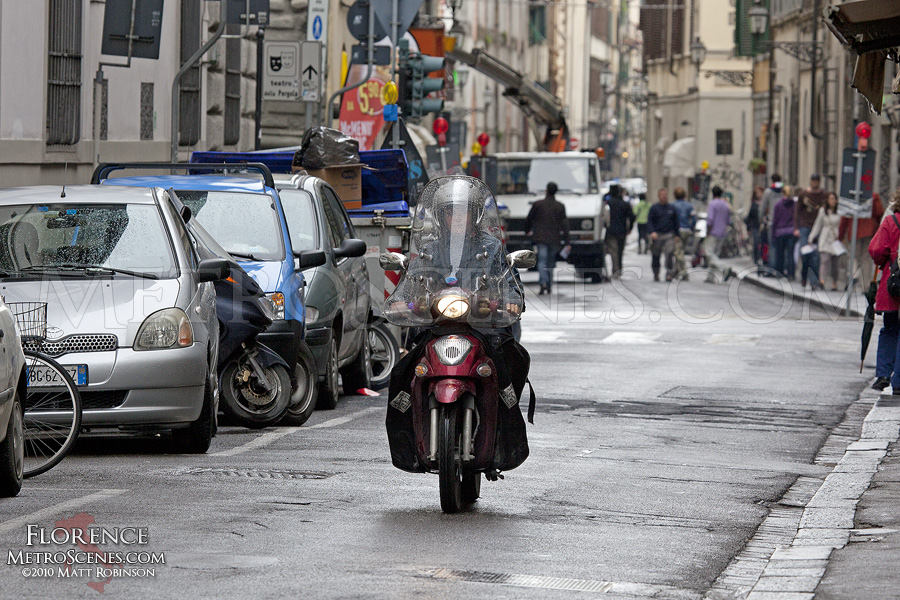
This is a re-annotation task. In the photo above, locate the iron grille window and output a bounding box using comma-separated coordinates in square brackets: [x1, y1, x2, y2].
[716, 130, 733, 156]
[47, 0, 83, 146]
[179, 0, 201, 146]
[528, 4, 546, 45]
[140, 83, 154, 140]
[224, 35, 241, 146]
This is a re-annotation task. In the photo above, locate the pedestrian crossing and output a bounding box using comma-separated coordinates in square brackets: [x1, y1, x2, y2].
[520, 329, 857, 350]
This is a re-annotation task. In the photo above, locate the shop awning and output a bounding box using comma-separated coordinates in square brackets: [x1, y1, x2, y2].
[826, 0, 900, 113]
[663, 137, 696, 179]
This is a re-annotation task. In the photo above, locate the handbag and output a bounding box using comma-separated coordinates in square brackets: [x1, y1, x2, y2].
[887, 215, 900, 298]
[830, 240, 847, 256]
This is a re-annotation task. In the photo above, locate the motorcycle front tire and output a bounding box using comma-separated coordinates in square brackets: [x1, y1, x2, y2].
[438, 404, 463, 514]
[220, 361, 291, 428]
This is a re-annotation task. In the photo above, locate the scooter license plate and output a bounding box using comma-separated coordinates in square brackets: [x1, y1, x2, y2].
[27, 364, 88, 387]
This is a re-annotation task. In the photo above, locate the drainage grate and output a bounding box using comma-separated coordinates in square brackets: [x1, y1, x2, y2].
[174, 467, 338, 480]
[418, 568, 700, 598]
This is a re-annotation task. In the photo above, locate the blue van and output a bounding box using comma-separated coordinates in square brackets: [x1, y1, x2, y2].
[93, 163, 327, 415]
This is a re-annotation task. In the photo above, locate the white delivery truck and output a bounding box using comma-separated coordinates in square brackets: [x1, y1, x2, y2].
[492, 151, 607, 282]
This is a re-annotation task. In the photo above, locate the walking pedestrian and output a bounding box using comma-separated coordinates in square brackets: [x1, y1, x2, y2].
[795, 174, 827, 288]
[635, 193, 651, 254]
[840, 191, 885, 292]
[604, 184, 635, 278]
[706, 186, 731, 257]
[761, 174, 783, 269]
[647, 188, 679, 282]
[771, 185, 798, 279]
[868, 188, 900, 392]
[525, 181, 570, 295]
[810, 192, 845, 291]
[745, 186, 763, 265]
[672, 187, 695, 278]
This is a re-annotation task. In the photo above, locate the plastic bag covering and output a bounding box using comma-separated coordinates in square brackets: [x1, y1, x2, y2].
[292, 127, 360, 170]
[384, 176, 524, 328]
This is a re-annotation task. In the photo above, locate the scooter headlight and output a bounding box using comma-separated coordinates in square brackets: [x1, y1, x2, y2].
[432, 335, 472, 366]
[435, 294, 469, 320]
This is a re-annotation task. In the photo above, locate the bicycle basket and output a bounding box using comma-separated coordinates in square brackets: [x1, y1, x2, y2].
[7, 302, 48, 341]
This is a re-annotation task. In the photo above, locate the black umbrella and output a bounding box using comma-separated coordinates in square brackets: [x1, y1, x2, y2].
[860, 266, 880, 373]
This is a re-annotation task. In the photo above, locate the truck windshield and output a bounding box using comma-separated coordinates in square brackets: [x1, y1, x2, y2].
[177, 191, 285, 261]
[497, 158, 597, 194]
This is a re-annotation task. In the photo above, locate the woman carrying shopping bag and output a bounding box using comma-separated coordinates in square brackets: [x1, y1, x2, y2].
[810, 192, 846, 291]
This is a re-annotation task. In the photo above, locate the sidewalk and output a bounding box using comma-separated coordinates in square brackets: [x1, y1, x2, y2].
[713, 254, 866, 319]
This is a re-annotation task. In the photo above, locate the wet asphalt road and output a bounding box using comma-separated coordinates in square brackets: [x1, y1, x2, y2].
[0, 252, 870, 599]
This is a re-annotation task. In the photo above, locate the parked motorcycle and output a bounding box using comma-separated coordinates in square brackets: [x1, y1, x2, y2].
[381, 176, 536, 514]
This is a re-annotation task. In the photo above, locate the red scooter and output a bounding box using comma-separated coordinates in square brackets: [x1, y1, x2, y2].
[381, 176, 535, 513]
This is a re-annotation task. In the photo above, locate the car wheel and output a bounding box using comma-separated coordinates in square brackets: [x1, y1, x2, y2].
[172, 372, 215, 454]
[280, 345, 319, 426]
[0, 393, 24, 497]
[367, 322, 399, 391]
[317, 337, 340, 410]
[340, 328, 372, 393]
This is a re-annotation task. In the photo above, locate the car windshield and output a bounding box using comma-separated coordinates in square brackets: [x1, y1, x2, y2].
[496, 158, 597, 194]
[278, 189, 319, 253]
[178, 191, 285, 261]
[0, 203, 177, 278]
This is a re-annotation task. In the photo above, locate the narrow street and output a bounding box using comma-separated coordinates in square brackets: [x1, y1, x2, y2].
[0, 252, 870, 599]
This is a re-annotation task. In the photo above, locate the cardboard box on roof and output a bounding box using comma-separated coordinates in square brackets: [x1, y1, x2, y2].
[305, 164, 364, 209]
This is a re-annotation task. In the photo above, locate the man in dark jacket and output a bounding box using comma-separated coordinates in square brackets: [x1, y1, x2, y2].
[525, 181, 570, 295]
[647, 188, 680, 281]
[604, 184, 635, 278]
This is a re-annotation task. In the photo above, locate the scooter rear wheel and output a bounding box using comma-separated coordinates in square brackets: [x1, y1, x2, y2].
[221, 361, 291, 428]
[438, 404, 463, 514]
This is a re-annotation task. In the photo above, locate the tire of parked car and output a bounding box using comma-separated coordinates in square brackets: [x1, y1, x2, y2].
[317, 337, 341, 410]
[0, 392, 24, 497]
[367, 321, 399, 391]
[220, 361, 292, 428]
[340, 328, 372, 395]
[172, 374, 215, 454]
[280, 343, 319, 426]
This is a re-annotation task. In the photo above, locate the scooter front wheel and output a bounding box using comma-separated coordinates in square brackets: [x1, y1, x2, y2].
[220, 361, 291, 428]
[438, 404, 463, 514]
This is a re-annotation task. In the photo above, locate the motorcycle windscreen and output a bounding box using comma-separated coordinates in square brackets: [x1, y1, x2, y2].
[384, 176, 524, 328]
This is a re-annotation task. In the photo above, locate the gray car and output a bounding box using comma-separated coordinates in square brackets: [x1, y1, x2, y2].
[275, 175, 371, 410]
[0, 185, 228, 453]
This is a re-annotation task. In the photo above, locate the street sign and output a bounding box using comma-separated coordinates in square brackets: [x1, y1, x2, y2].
[371, 0, 423, 41]
[263, 41, 301, 101]
[426, 142, 461, 176]
[350, 44, 391, 66]
[839, 147, 876, 204]
[225, 0, 270, 26]
[307, 0, 329, 45]
[300, 41, 323, 102]
[101, 0, 164, 60]
[347, 1, 389, 42]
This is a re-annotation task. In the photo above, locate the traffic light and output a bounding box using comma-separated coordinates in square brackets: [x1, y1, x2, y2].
[396, 39, 445, 119]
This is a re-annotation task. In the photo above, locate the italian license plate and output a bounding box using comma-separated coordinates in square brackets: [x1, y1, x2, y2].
[27, 365, 87, 387]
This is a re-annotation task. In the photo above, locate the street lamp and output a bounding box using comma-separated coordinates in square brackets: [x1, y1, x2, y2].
[690, 37, 707, 67]
[599, 65, 614, 91]
[748, 1, 768, 36]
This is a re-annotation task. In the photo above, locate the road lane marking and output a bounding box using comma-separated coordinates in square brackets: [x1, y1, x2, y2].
[0, 489, 127, 536]
[704, 334, 761, 346]
[210, 406, 381, 456]
[598, 332, 661, 344]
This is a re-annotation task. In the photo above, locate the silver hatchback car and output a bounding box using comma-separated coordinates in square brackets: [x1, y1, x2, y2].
[0, 185, 228, 453]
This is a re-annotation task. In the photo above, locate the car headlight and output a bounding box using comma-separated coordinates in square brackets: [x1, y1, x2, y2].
[135, 308, 193, 350]
[266, 292, 285, 320]
[304, 306, 319, 324]
[432, 335, 472, 366]
[581, 219, 593, 230]
[436, 294, 469, 319]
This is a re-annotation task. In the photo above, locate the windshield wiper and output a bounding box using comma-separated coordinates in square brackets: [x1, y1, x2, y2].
[229, 251, 259, 261]
[23, 264, 160, 280]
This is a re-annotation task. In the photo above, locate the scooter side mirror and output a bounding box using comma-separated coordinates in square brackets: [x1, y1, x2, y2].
[507, 250, 536, 269]
[334, 238, 367, 259]
[295, 249, 327, 271]
[379, 252, 408, 272]
[197, 258, 231, 282]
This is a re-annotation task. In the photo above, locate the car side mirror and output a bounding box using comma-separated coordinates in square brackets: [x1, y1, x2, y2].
[334, 238, 367, 259]
[507, 249, 536, 269]
[295, 249, 326, 271]
[379, 252, 408, 272]
[197, 258, 230, 282]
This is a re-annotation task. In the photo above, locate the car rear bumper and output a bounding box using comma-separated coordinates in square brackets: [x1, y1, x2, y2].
[258, 318, 304, 367]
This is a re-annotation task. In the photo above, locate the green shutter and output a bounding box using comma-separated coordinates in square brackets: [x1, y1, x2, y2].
[734, 0, 769, 58]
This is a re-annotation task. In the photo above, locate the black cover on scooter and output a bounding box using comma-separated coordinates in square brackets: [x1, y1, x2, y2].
[386, 327, 531, 474]
[214, 264, 272, 365]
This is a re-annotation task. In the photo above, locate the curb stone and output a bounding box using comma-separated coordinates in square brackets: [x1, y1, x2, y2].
[705, 383, 898, 599]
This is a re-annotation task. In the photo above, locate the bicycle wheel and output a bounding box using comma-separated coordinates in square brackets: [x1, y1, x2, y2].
[22, 351, 82, 478]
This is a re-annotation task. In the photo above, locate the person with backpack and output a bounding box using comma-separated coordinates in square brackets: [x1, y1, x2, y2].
[868, 188, 900, 392]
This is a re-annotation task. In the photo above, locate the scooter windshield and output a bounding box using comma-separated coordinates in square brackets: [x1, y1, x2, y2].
[384, 176, 524, 328]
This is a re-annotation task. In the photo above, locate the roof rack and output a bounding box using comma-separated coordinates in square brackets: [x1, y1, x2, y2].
[90, 162, 275, 189]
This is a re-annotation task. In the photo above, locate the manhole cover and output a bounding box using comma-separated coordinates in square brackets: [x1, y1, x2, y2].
[173, 467, 338, 480]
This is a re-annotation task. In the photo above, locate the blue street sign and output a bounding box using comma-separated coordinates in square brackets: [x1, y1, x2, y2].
[313, 15, 322, 39]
